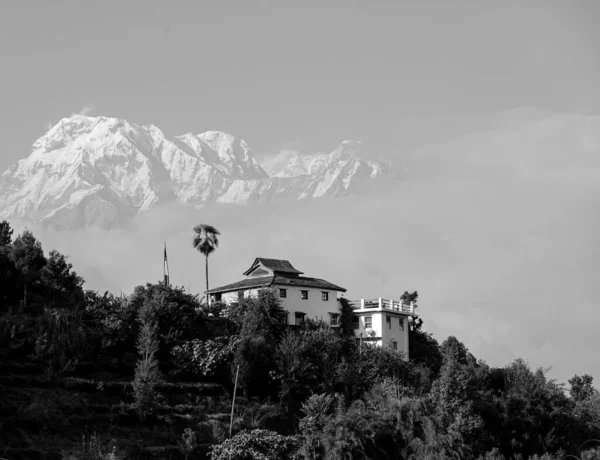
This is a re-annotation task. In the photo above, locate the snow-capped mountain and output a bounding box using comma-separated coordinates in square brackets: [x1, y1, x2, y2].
[0, 115, 394, 229]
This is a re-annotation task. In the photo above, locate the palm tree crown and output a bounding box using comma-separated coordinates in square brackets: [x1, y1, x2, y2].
[192, 224, 221, 296]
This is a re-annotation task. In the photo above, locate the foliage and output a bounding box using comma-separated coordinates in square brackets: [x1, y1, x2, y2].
[40, 249, 85, 308]
[201, 300, 228, 317]
[336, 342, 406, 401]
[0, 219, 13, 246]
[128, 282, 206, 369]
[337, 297, 357, 338]
[233, 289, 287, 397]
[192, 223, 221, 292]
[400, 290, 419, 304]
[409, 314, 443, 376]
[83, 290, 138, 358]
[62, 433, 123, 460]
[178, 428, 198, 460]
[209, 429, 299, 460]
[297, 393, 335, 459]
[430, 336, 486, 450]
[33, 307, 89, 371]
[171, 335, 239, 378]
[131, 296, 164, 420]
[570, 374, 596, 402]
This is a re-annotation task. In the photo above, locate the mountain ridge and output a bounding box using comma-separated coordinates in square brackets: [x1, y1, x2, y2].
[0, 115, 395, 229]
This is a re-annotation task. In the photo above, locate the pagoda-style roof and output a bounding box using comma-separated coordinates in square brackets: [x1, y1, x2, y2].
[205, 274, 346, 294]
[242, 257, 304, 276]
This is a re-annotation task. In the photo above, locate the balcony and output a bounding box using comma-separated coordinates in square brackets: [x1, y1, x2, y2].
[347, 298, 417, 314]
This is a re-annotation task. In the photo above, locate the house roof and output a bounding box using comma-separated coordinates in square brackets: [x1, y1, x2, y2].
[242, 258, 304, 276]
[206, 274, 346, 294]
[206, 276, 274, 294]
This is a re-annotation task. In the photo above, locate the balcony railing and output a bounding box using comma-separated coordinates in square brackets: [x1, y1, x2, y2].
[347, 298, 417, 314]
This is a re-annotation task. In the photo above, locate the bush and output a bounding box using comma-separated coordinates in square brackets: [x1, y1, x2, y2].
[62, 433, 123, 460]
[209, 429, 299, 460]
[131, 297, 164, 420]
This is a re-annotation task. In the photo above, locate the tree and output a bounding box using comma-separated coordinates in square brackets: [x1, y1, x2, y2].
[338, 297, 357, 338]
[128, 282, 206, 368]
[192, 224, 220, 295]
[0, 220, 13, 246]
[0, 221, 18, 309]
[9, 230, 47, 310]
[429, 336, 484, 450]
[569, 374, 596, 402]
[41, 250, 85, 308]
[233, 289, 287, 397]
[132, 296, 164, 420]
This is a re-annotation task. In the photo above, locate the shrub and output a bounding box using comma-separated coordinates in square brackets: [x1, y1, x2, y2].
[62, 433, 122, 460]
[131, 298, 164, 420]
[209, 429, 299, 460]
[171, 335, 239, 379]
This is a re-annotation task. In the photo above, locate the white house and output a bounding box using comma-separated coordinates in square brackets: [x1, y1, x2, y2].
[206, 258, 347, 326]
[347, 298, 417, 359]
[206, 258, 417, 360]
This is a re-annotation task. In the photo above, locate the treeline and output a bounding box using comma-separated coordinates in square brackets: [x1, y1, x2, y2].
[1, 220, 599, 460]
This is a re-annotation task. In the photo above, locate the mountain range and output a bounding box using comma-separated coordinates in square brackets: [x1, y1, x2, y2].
[0, 115, 394, 229]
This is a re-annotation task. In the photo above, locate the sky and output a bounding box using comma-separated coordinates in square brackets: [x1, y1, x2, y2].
[2, 1, 600, 385]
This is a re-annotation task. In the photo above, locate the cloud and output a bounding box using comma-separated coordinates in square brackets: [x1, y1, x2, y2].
[79, 104, 95, 116]
[13, 110, 600, 387]
[69, 103, 96, 119]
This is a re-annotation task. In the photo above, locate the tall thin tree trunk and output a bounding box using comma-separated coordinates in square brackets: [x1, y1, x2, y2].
[205, 254, 209, 296]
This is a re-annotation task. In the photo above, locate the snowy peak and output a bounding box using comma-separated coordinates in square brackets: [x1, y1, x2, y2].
[0, 115, 396, 229]
[176, 130, 268, 180]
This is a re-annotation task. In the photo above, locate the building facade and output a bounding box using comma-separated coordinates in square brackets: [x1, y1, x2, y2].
[206, 258, 417, 360]
[206, 258, 347, 326]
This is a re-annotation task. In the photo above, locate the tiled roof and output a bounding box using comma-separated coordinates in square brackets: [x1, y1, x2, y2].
[206, 276, 274, 294]
[243, 258, 303, 275]
[271, 275, 346, 292]
[206, 275, 346, 294]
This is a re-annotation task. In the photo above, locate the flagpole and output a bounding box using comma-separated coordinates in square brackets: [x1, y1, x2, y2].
[164, 242, 171, 287]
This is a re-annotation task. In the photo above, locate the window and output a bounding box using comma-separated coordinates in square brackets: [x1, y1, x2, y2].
[279, 288, 287, 298]
[386, 315, 391, 329]
[214, 293, 222, 302]
[399, 318, 404, 330]
[282, 310, 289, 325]
[364, 316, 372, 329]
[294, 312, 305, 326]
[352, 316, 360, 330]
[300, 290, 308, 300]
[392, 341, 398, 350]
[321, 291, 329, 301]
[329, 313, 340, 326]
[237, 291, 245, 301]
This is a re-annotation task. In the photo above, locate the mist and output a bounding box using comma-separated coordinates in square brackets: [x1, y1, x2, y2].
[12, 111, 600, 386]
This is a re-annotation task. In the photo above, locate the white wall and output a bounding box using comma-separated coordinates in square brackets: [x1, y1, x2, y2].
[353, 310, 410, 357]
[217, 286, 342, 326]
[380, 314, 409, 355]
[272, 285, 341, 325]
[354, 311, 384, 339]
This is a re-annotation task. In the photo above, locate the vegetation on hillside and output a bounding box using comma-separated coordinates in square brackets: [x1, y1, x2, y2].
[1, 219, 599, 460]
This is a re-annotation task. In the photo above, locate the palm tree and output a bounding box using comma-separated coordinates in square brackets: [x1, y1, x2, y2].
[192, 224, 221, 296]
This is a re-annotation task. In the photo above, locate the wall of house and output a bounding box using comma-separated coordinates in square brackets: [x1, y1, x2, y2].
[221, 289, 260, 304]
[380, 314, 409, 355]
[273, 285, 342, 325]
[353, 311, 384, 340]
[353, 311, 409, 357]
[219, 286, 341, 326]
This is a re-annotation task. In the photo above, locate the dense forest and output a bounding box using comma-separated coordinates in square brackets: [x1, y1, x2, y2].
[1, 219, 599, 460]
